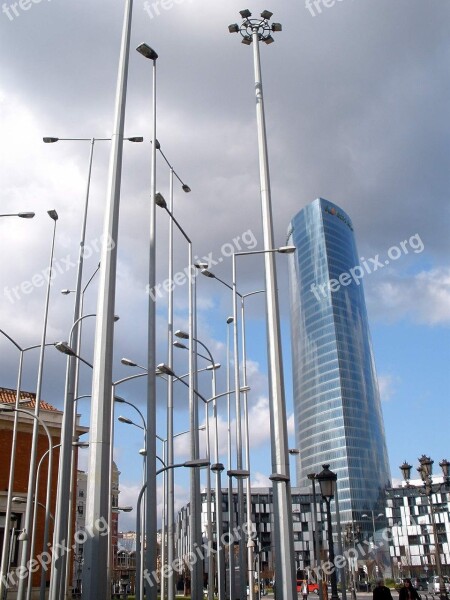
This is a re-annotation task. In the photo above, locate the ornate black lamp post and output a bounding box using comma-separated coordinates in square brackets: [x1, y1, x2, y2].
[317, 465, 340, 600]
[399, 456, 449, 600]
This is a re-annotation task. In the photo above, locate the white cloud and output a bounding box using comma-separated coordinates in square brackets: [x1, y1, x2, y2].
[377, 373, 400, 403]
[251, 472, 272, 488]
[367, 268, 450, 325]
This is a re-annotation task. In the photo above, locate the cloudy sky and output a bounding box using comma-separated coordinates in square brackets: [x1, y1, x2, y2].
[1, 0, 449, 531]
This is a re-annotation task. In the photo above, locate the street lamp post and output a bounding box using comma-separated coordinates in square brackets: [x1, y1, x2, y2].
[399, 457, 449, 600]
[226, 316, 235, 600]
[155, 140, 190, 600]
[45, 133, 143, 600]
[27, 442, 59, 600]
[60, 264, 100, 600]
[228, 11, 295, 597]
[136, 39, 159, 600]
[135, 460, 210, 598]
[201, 247, 293, 600]
[0, 406, 53, 600]
[153, 192, 202, 600]
[174, 332, 220, 600]
[81, 0, 135, 592]
[306, 473, 324, 600]
[15, 209, 58, 600]
[316, 464, 339, 600]
[0, 333, 54, 600]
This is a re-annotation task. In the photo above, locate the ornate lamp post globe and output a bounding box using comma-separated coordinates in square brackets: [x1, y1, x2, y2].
[399, 461, 412, 485]
[316, 465, 340, 600]
[316, 464, 337, 499]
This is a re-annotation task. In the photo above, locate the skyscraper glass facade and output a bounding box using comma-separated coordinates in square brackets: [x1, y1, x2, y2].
[287, 198, 391, 529]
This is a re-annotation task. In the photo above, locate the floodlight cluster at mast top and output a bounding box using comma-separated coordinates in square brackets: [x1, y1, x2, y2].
[228, 9, 282, 45]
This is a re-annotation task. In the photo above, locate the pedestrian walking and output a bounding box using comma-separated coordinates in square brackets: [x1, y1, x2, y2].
[373, 579, 393, 600]
[398, 579, 421, 600]
[302, 581, 309, 600]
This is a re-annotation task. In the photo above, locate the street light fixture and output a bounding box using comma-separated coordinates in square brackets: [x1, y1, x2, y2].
[54, 341, 94, 369]
[136, 43, 158, 60]
[316, 465, 339, 600]
[0, 212, 35, 218]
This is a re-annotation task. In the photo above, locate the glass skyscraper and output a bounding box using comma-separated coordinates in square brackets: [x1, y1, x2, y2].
[287, 198, 391, 529]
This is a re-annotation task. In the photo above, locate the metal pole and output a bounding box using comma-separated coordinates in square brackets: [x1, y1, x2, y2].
[167, 167, 176, 600]
[0, 334, 53, 600]
[0, 345, 24, 600]
[5, 409, 53, 599]
[28, 444, 59, 600]
[107, 388, 117, 597]
[16, 212, 58, 600]
[250, 25, 296, 600]
[325, 499, 339, 600]
[190, 239, 202, 600]
[161, 441, 167, 600]
[50, 146, 95, 595]
[211, 366, 225, 600]
[334, 489, 346, 600]
[231, 257, 245, 600]
[241, 297, 254, 600]
[65, 264, 100, 598]
[82, 0, 132, 596]
[226, 318, 236, 600]
[136, 483, 147, 600]
[204, 402, 213, 600]
[144, 46, 158, 600]
[307, 475, 323, 600]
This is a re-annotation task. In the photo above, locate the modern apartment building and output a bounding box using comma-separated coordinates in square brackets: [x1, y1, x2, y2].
[287, 198, 391, 535]
[175, 487, 325, 589]
[386, 479, 450, 579]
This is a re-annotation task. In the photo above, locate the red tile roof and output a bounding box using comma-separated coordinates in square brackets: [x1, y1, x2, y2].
[0, 387, 59, 412]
